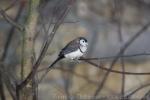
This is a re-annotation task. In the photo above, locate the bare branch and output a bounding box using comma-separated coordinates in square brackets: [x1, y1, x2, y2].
[0, 8, 24, 31]
[93, 21, 150, 98]
[125, 83, 150, 98]
[17, 0, 75, 92]
[3, 0, 18, 11]
[80, 52, 150, 61]
[0, 74, 5, 100]
[113, 0, 125, 98]
[85, 60, 150, 75]
[38, 59, 150, 75]
[141, 89, 150, 100]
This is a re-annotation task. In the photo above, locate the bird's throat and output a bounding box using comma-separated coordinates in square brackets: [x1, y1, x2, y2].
[79, 46, 87, 53]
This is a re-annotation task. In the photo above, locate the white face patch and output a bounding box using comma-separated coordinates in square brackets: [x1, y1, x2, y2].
[79, 39, 88, 47]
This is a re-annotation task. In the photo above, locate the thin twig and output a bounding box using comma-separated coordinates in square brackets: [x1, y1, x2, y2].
[80, 52, 150, 61]
[38, 67, 99, 85]
[38, 1, 74, 83]
[85, 60, 150, 75]
[114, 0, 125, 98]
[93, 21, 150, 98]
[125, 83, 150, 98]
[120, 57, 125, 99]
[3, 0, 18, 11]
[0, 73, 5, 100]
[141, 90, 150, 100]
[0, 1, 25, 99]
[0, 8, 24, 31]
[16, 0, 75, 92]
[38, 59, 150, 75]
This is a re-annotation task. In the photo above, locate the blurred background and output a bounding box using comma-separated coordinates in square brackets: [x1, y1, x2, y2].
[0, 0, 150, 100]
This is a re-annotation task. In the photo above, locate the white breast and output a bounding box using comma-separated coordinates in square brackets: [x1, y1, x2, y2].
[80, 46, 87, 53]
[64, 49, 84, 59]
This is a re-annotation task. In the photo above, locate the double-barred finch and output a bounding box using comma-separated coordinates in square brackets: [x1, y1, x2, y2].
[39, 37, 88, 82]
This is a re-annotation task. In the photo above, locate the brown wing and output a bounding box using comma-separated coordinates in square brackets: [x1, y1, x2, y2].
[59, 38, 80, 56]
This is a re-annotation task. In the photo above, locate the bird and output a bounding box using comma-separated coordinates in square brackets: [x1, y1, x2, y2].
[39, 37, 88, 82]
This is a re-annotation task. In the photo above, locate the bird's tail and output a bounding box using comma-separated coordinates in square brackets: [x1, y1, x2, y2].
[48, 56, 64, 69]
[38, 56, 64, 83]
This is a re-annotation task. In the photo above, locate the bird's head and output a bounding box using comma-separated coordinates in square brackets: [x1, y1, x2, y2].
[79, 37, 88, 47]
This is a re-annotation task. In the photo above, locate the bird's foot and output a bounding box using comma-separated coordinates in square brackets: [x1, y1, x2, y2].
[73, 58, 81, 63]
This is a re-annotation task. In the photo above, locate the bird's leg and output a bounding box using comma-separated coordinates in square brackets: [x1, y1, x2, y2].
[73, 58, 81, 63]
